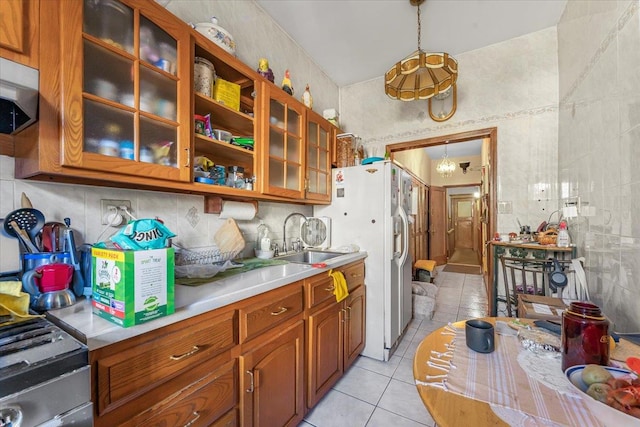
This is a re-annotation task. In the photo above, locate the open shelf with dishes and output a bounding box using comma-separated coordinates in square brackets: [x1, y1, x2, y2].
[191, 35, 258, 192]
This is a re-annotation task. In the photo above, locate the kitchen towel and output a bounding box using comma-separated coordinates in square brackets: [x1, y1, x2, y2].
[418, 325, 601, 426]
[219, 201, 256, 220]
[329, 269, 348, 302]
[0, 281, 43, 326]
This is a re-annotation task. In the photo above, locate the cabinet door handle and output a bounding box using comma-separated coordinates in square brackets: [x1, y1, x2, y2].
[246, 370, 255, 393]
[169, 345, 200, 361]
[270, 306, 288, 316]
[184, 148, 190, 168]
[184, 411, 201, 427]
[324, 285, 335, 292]
[350, 273, 363, 278]
[341, 308, 347, 323]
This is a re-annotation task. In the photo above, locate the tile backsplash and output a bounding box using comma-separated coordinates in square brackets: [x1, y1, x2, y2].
[0, 155, 311, 273]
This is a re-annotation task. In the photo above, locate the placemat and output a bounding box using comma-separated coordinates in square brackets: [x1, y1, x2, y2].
[418, 325, 602, 426]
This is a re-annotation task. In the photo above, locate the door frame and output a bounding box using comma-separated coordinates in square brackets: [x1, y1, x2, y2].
[386, 127, 497, 287]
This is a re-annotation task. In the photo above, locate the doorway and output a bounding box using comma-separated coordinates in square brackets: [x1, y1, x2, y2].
[448, 193, 481, 266]
[386, 127, 497, 285]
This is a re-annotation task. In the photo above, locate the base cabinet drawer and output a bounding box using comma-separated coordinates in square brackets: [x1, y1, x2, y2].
[134, 360, 238, 427]
[240, 282, 304, 342]
[343, 261, 365, 291]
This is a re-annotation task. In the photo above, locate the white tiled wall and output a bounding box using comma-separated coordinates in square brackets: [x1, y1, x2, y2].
[558, 0, 640, 331]
[339, 27, 561, 236]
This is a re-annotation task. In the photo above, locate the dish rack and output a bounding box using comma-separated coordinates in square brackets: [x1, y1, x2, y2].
[174, 245, 240, 266]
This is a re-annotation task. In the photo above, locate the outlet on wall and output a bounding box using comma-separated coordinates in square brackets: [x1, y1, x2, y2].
[101, 199, 132, 225]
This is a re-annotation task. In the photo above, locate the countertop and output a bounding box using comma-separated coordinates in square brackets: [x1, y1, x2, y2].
[46, 251, 367, 351]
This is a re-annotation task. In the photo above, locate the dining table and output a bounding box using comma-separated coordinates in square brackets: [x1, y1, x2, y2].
[412, 317, 606, 427]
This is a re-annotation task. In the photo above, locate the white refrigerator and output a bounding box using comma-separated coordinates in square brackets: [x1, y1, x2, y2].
[314, 161, 413, 361]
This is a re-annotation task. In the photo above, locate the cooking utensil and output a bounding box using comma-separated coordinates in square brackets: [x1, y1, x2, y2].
[3, 208, 45, 245]
[40, 221, 65, 252]
[62, 217, 85, 297]
[7, 220, 39, 252]
[20, 192, 33, 209]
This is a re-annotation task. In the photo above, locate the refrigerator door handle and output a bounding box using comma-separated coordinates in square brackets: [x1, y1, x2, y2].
[397, 207, 410, 266]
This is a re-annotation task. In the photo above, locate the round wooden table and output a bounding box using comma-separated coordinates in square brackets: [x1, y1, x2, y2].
[413, 317, 533, 427]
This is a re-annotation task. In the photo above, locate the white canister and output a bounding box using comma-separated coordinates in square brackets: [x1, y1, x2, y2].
[194, 57, 215, 97]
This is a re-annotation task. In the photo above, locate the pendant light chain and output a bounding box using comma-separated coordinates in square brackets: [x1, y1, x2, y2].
[417, 4, 421, 52]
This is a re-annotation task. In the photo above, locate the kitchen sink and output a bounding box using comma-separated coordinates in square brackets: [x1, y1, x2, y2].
[276, 249, 344, 264]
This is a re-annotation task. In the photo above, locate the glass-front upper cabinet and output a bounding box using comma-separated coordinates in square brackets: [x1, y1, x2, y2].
[260, 83, 305, 199]
[59, 0, 191, 181]
[305, 109, 331, 202]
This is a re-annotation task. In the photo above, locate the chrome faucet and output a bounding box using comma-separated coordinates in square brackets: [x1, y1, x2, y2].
[282, 212, 307, 253]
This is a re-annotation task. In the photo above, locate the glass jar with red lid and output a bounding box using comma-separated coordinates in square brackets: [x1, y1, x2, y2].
[561, 302, 609, 371]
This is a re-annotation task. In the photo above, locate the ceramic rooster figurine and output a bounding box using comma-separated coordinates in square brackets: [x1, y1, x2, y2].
[301, 84, 313, 109]
[281, 69, 293, 96]
[257, 58, 274, 83]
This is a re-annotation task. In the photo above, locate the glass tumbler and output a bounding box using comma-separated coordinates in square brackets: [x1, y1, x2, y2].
[561, 302, 609, 371]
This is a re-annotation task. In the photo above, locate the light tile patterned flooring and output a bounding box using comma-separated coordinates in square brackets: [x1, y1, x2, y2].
[299, 267, 488, 427]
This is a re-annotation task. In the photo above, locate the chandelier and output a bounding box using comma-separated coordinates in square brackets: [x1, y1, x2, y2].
[436, 143, 456, 177]
[384, 0, 458, 121]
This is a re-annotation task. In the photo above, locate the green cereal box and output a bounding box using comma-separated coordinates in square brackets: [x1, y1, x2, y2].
[91, 247, 175, 327]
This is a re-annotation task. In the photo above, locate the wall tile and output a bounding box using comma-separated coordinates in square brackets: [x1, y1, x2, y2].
[558, 0, 640, 331]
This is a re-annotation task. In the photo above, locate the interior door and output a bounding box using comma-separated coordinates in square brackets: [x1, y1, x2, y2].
[452, 196, 474, 250]
[429, 186, 447, 265]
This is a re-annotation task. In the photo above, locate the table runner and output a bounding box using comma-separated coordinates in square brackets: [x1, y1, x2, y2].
[416, 324, 602, 426]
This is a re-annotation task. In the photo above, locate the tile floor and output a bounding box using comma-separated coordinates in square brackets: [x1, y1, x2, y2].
[299, 267, 488, 427]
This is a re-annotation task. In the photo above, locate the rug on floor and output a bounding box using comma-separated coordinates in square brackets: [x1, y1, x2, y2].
[443, 264, 482, 275]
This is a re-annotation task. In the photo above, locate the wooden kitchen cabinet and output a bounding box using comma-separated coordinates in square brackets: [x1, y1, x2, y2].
[259, 82, 306, 199]
[239, 281, 305, 427]
[16, 0, 193, 184]
[126, 359, 238, 427]
[90, 306, 238, 426]
[305, 109, 332, 202]
[192, 32, 259, 194]
[240, 319, 305, 427]
[305, 260, 366, 408]
[0, 0, 39, 68]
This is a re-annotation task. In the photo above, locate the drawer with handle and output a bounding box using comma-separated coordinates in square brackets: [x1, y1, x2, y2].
[240, 282, 303, 342]
[95, 308, 238, 415]
[342, 261, 365, 291]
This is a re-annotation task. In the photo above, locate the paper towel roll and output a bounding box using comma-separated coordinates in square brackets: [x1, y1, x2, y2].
[219, 201, 257, 220]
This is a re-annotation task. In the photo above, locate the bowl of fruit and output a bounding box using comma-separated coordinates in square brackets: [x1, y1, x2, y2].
[565, 364, 640, 425]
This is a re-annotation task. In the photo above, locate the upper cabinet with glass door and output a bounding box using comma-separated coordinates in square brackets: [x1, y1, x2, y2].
[58, 0, 191, 181]
[305, 110, 331, 202]
[260, 83, 305, 199]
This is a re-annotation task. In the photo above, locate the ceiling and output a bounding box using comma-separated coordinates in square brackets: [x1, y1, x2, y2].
[255, 0, 567, 87]
[423, 139, 483, 159]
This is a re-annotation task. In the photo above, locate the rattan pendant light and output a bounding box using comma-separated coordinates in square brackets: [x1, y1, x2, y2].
[385, 0, 458, 120]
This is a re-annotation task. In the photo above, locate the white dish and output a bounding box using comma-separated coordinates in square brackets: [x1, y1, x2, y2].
[565, 365, 640, 426]
[255, 249, 274, 260]
[193, 17, 236, 56]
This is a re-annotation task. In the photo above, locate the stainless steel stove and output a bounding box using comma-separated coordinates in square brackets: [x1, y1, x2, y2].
[0, 318, 92, 427]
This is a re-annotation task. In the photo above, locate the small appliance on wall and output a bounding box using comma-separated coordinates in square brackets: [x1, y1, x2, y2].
[300, 217, 331, 249]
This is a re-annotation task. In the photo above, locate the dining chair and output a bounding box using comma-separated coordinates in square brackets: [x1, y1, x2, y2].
[498, 255, 575, 317]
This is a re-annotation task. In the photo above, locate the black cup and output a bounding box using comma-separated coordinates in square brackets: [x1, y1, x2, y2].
[465, 319, 495, 353]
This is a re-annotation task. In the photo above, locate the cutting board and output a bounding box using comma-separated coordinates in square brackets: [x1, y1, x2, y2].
[214, 218, 245, 257]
